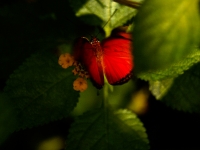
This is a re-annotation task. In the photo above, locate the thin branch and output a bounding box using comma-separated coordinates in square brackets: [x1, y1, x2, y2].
[113, 0, 141, 9]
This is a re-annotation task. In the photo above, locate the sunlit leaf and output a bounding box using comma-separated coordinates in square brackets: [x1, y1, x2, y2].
[0, 93, 17, 144]
[69, 0, 143, 35]
[133, 0, 200, 73]
[162, 62, 200, 113]
[4, 51, 79, 130]
[67, 109, 149, 150]
[149, 78, 174, 100]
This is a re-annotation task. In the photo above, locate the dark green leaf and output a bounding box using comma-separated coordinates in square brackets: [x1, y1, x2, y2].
[133, 0, 200, 73]
[67, 109, 149, 150]
[162, 62, 200, 113]
[0, 93, 17, 144]
[137, 47, 200, 81]
[4, 51, 79, 129]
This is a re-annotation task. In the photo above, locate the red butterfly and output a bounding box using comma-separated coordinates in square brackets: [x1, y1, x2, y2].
[73, 29, 134, 89]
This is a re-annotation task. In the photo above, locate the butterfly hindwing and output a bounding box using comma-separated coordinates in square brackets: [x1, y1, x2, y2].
[101, 32, 133, 85]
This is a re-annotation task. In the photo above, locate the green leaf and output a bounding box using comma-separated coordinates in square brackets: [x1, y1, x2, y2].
[133, 0, 200, 73]
[67, 109, 149, 150]
[71, 80, 135, 116]
[69, 0, 141, 35]
[71, 80, 104, 116]
[0, 93, 17, 144]
[107, 80, 136, 109]
[149, 78, 174, 100]
[162, 62, 200, 113]
[138, 48, 200, 81]
[4, 51, 79, 130]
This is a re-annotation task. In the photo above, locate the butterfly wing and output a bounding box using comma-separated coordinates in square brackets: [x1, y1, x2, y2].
[101, 32, 133, 85]
[73, 37, 104, 88]
[73, 37, 89, 62]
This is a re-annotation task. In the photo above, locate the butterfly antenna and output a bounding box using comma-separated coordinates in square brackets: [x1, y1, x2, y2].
[102, 9, 118, 29]
[96, 9, 118, 37]
[89, 33, 93, 39]
[113, 0, 141, 9]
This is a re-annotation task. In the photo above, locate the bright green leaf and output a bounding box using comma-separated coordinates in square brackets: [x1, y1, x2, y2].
[4, 51, 79, 130]
[0, 93, 17, 145]
[67, 109, 149, 150]
[133, 0, 200, 73]
[149, 78, 174, 100]
[162, 62, 200, 113]
[69, 0, 142, 35]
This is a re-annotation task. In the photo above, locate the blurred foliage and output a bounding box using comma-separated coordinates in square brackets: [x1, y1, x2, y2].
[133, 0, 200, 114]
[0, 0, 200, 149]
[133, 0, 200, 73]
[138, 48, 200, 81]
[149, 78, 174, 100]
[162, 62, 200, 113]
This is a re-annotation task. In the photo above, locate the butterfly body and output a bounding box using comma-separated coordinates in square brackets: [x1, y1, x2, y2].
[73, 32, 133, 89]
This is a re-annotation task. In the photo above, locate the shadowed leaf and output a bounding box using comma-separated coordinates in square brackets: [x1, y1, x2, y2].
[4, 51, 79, 130]
[162, 62, 200, 113]
[138, 48, 200, 81]
[67, 109, 149, 150]
[0, 93, 17, 144]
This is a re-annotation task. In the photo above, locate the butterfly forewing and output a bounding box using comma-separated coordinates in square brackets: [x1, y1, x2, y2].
[75, 37, 104, 88]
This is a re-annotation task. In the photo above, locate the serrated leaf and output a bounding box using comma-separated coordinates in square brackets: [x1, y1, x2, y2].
[162, 62, 200, 113]
[0, 93, 17, 145]
[69, 0, 142, 34]
[67, 109, 149, 150]
[138, 48, 200, 81]
[4, 51, 79, 130]
[133, 0, 200, 73]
